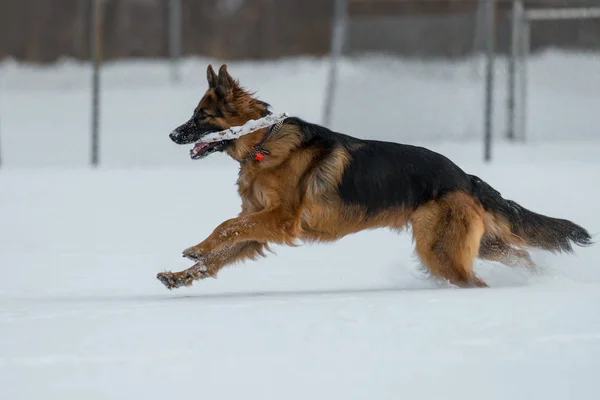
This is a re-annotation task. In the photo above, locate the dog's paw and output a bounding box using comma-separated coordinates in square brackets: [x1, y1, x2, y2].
[156, 271, 195, 290]
[182, 246, 206, 262]
[157, 271, 177, 289]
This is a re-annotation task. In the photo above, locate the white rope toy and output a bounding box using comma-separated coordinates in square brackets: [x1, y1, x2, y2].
[198, 112, 289, 144]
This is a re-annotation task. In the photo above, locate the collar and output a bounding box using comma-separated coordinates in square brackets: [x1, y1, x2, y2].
[243, 119, 285, 163]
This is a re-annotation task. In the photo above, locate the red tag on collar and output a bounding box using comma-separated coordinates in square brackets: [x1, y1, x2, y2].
[254, 152, 265, 162]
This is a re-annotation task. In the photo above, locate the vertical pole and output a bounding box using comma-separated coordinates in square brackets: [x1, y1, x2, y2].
[484, 0, 496, 162]
[519, 18, 530, 142]
[0, 84, 2, 168]
[90, 0, 103, 167]
[322, 0, 347, 127]
[470, 0, 485, 79]
[507, 0, 522, 141]
[0, 81, 2, 167]
[168, 0, 182, 84]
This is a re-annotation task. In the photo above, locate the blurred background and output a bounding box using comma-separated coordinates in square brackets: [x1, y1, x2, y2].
[2, 4, 600, 396]
[0, 0, 599, 167]
[2, 0, 599, 61]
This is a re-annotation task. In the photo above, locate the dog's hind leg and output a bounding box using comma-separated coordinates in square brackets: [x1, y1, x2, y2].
[157, 241, 268, 289]
[411, 192, 487, 288]
[478, 235, 536, 268]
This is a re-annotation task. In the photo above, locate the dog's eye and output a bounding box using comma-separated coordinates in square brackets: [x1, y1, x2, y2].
[195, 110, 214, 121]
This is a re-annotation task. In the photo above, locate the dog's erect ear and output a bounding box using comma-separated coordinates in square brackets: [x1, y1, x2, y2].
[206, 64, 217, 88]
[216, 64, 234, 97]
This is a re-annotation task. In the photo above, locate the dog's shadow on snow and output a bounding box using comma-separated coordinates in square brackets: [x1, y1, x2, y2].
[21, 285, 446, 305]
[161, 285, 438, 302]
[17, 258, 566, 305]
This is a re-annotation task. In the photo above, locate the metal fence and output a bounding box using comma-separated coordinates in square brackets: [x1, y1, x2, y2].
[506, 2, 600, 143]
[324, 0, 600, 163]
[4, 1, 599, 62]
[1, 0, 600, 167]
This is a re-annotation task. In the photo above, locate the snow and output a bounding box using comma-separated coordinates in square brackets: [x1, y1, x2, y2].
[1, 51, 600, 399]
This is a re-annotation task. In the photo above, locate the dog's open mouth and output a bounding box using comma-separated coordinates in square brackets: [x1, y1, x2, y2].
[190, 141, 226, 160]
[190, 142, 216, 160]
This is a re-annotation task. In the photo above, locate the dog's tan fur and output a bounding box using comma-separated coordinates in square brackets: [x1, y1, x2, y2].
[157, 64, 545, 289]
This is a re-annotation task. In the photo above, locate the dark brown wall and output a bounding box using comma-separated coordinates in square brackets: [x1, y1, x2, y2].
[0, 0, 599, 63]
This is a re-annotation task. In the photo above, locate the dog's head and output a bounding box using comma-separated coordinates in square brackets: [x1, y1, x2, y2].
[169, 64, 270, 160]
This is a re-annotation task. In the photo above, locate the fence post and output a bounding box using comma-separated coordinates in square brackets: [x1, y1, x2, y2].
[90, 0, 103, 167]
[519, 17, 530, 143]
[0, 85, 2, 168]
[507, 0, 521, 141]
[168, 0, 182, 84]
[483, 0, 496, 162]
[322, 0, 348, 127]
[470, 0, 485, 79]
[0, 82, 2, 167]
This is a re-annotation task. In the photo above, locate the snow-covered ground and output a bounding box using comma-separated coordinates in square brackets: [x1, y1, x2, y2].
[1, 52, 600, 399]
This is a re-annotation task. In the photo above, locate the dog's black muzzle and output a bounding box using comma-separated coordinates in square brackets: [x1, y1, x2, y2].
[169, 118, 221, 145]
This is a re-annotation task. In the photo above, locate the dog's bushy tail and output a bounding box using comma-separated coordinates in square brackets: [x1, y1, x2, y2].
[469, 175, 592, 253]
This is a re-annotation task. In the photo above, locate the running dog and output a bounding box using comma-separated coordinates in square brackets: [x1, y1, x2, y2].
[157, 64, 592, 289]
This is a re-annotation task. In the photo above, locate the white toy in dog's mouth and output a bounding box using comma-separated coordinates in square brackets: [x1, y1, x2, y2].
[189, 113, 289, 160]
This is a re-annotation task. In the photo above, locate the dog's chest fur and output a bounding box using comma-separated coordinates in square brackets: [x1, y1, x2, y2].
[236, 165, 283, 212]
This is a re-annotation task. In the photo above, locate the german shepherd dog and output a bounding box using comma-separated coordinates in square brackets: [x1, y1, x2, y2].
[157, 64, 592, 290]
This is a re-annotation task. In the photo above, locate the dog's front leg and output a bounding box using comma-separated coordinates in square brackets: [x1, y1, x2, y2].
[157, 209, 298, 290]
[157, 241, 268, 289]
[183, 208, 300, 261]
[182, 208, 299, 261]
